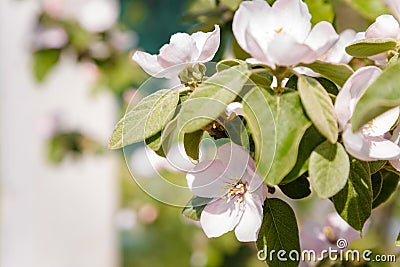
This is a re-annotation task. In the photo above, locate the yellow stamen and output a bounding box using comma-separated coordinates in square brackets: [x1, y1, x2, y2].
[323, 226, 337, 244]
[221, 179, 248, 204]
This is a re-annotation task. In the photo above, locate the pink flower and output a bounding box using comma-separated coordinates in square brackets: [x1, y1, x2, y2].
[334, 66, 400, 161]
[132, 25, 220, 78]
[358, 13, 400, 65]
[186, 143, 267, 242]
[300, 213, 364, 255]
[232, 0, 338, 67]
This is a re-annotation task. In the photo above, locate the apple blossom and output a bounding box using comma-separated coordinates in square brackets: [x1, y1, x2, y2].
[334, 66, 400, 161]
[186, 142, 267, 242]
[300, 213, 365, 255]
[132, 25, 220, 78]
[232, 0, 338, 67]
[357, 13, 400, 65]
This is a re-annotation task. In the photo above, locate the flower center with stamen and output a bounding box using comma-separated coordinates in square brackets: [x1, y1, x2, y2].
[222, 180, 248, 204]
[361, 119, 378, 136]
[274, 27, 283, 33]
[323, 226, 337, 244]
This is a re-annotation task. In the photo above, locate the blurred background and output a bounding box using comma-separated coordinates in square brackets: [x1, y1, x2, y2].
[0, 0, 399, 267]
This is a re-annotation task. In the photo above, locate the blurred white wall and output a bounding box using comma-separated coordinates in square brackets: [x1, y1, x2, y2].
[0, 1, 119, 267]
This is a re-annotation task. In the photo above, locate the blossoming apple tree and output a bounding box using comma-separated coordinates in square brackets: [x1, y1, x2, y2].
[110, 0, 400, 266]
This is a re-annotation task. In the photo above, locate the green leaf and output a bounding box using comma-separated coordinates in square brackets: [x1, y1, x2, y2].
[177, 64, 250, 133]
[216, 60, 272, 88]
[33, 49, 61, 82]
[332, 159, 372, 232]
[396, 231, 400, 247]
[304, 0, 334, 24]
[352, 61, 400, 131]
[316, 77, 339, 95]
[184, 130, 204, 162]
[279, 174, 311, 199]
[223, 115, 249, 147]
[369, 160, 387, 174]
[298, 76, 338, 144]
[299, 60, 354, 87]
[388, 52, 400, 67]
[347, 0, 389, 20]
[309, 141, 350, 199]
[145, 131, 167, 157]
[243, 88, 311, 185]
[232, 37, 251, 60]
[109, 89, 179, 149]
[157, 118, 179, 156]
[285, 75, 298, 90]
[249, 71, 273, 88]
[256, 198, 300, 267]
[371, 171, 383, 201]
[216, 59, 243, 72]
[372, 169, 399, 209]
[345, 38, 397, 58]
[281, 126, 325, 184]
[182, 196, 212, 221]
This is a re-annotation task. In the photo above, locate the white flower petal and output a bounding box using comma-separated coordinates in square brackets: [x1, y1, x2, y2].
[267, 33, 317, 66]
[217, 143, 252, 179]
[369, 53, 389, 65]
[367, 136, 400, 160]
[366, 14, 400, 39]
[232, 0, 271, 55]
[343, 126, 400, 161]
[368, 107, 400, 136]
[355, 32, 366, 40]
[192, 25, 220, 61]
[271, 0, 311, 42]
[243, 27, 272, 65]
[326, 212, 365, 246]
[246, 168, 267, 195]
[234, 194, 263, 242]
[157, 33, 199, 68]
[324, 29, 356, 64]
[294, 66, 319, 77]
[132, 51, 165, 78]
[326, 213, 352, 233]
[334, 66, 382, 129]
[200, 198, 243, 238]
[186, 160, 230, 198]
[305, 21, 339, 57]
[226, 102, 244, 117]
[300, 221, 329, 254]
[342, 126, 376, 161]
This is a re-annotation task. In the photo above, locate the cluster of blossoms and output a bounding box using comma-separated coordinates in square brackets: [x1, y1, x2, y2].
[119, 0, 400, 257]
